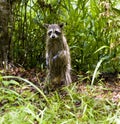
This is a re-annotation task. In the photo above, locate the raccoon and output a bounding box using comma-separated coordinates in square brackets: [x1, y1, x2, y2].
[44, 23, 72, 88]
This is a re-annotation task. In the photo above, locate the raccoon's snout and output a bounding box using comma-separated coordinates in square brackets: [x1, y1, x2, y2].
[51, 35, 55, 39]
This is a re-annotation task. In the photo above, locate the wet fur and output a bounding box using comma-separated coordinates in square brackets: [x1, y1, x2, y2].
[45, 24, 72, 87]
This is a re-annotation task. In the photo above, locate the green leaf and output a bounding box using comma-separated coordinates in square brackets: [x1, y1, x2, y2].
[94, 46, 109, 54]
[90, 0, 100, 17]
[2, 80, 19, 86]
[0, 75, 3, 82]
[91, 56, 109, 85]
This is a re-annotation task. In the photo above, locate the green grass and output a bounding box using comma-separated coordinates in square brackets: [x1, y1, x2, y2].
[0, 76, 120, 124]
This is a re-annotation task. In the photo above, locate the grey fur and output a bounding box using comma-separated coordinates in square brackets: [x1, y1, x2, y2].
[45, 24, 72, 87]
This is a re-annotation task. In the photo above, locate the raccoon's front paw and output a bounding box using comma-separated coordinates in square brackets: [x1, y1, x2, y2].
[46, 62, 49, 69]
[46, 58, 49, 68]
[59, 50, 67, 58]
[52, 54, 58, 61]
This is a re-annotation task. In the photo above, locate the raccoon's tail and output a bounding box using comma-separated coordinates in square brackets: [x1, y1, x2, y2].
[65, 70, 72, 85]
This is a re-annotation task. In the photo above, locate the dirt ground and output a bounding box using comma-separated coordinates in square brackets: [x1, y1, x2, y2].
[1, 66, 120, 103]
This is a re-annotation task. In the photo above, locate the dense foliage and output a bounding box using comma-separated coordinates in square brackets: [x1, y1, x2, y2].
[9, 0, 120, 73]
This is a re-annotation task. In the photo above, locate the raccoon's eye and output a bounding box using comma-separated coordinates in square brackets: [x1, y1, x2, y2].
[55, 31, 61, 35]
[48, 31, 52, 36]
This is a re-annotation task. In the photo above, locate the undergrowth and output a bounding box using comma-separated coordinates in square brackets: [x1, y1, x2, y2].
[0, 75, 120, 124]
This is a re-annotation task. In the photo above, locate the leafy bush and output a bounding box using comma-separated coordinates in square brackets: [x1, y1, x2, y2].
[10, 0, 120, 73]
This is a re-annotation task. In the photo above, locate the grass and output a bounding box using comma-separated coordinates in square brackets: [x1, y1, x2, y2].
[0, 75, 120, 124]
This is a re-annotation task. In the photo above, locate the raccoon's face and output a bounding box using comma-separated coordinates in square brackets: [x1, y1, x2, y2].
[45, 24, 63, 39]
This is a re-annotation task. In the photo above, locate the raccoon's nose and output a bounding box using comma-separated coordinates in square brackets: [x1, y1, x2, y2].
[52, 35, 55, 38]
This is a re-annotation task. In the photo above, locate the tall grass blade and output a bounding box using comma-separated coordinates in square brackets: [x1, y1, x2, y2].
[94, 46, 109, 54]
[91, 56, 109, 85]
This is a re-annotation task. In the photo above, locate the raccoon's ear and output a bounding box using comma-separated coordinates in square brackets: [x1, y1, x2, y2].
[44, 24, 49, 29]
[59, 23, 64, 28]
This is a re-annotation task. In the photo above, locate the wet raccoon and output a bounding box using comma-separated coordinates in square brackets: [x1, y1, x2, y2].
[44, 24, 72, 88]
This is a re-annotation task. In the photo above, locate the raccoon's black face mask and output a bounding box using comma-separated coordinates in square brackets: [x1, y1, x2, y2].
[48, 29, 61, 39]
[45, 24, 64, 39]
